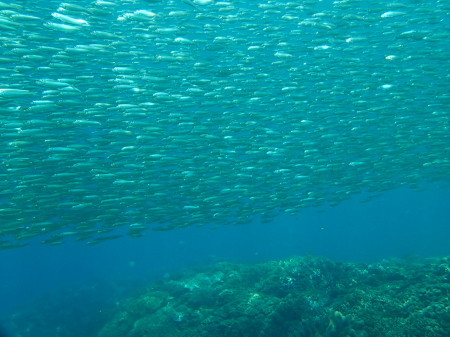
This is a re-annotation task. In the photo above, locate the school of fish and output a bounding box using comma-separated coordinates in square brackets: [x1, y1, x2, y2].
[0, 0, 449, 248]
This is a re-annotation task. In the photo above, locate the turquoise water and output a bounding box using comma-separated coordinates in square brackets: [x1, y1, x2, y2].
[0, 0, 449, 335]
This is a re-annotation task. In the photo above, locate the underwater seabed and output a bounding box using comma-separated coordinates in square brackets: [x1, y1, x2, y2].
[5, 254, 450, 337]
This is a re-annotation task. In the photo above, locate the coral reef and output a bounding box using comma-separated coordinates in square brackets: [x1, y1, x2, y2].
[96, 255, 450, 337]
[291, 310, 367, 337]
[8, 255, 450, 337]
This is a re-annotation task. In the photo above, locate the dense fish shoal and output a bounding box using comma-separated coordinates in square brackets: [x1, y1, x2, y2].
[0, 0, 449, 248]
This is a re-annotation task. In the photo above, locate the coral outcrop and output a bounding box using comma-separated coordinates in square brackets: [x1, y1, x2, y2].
[8, 255, 450, 337]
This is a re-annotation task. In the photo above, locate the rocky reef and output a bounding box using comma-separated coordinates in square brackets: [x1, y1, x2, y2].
[8, 254, 450, 337]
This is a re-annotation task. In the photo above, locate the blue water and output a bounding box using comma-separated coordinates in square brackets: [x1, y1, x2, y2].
[1, 183, 449, 319]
